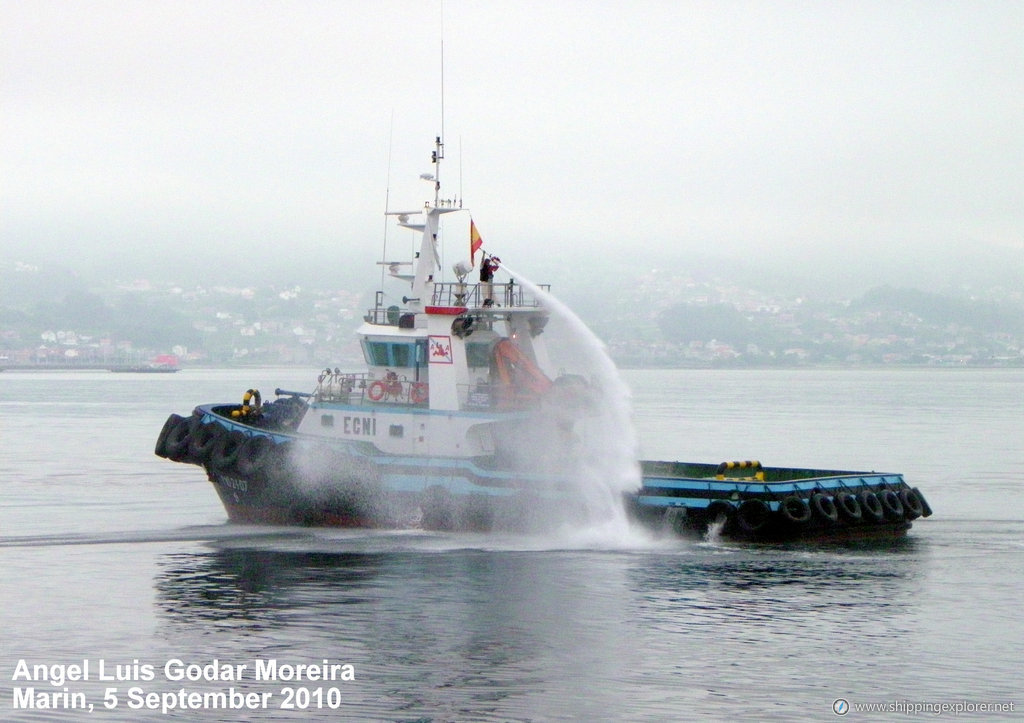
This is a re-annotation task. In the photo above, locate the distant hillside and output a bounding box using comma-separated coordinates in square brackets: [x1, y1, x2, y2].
[656, 303, 774, 348]
[853, 286, 1024, 334]
[0, 262, 200, 350]
[3, 256, 1022, 367]
[0, 261, 85, 307]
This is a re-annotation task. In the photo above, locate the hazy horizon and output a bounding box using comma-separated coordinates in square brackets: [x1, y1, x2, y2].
[3, 1, 1022, 297]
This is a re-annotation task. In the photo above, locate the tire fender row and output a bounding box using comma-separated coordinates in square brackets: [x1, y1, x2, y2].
[154, 411, 287, 481]
[708, 482, 932, 535]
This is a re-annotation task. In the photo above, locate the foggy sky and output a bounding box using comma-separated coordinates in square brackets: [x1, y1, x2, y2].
[3, 1, 1022, 290]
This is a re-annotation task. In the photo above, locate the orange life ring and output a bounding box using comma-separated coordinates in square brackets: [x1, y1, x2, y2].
[368, 380, 387, 401]
[411, 382, 429, 404]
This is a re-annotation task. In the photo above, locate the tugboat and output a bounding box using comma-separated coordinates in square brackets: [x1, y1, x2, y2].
[155, 136, 931, 541]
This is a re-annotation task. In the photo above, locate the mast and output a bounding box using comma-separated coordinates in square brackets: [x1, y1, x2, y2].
[400, 136, 460, 314]
[431, 135, 443, 207]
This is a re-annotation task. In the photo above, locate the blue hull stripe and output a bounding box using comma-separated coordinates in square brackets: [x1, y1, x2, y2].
[194, 405, 905, 501]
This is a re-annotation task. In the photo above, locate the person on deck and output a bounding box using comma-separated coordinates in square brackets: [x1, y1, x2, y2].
[480, 255, 500, 306]
[479, 255, 500, 283]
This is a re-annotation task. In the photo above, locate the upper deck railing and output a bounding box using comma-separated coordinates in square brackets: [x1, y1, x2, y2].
[430, 281, 549, 309]
[364, 282, 551, 325]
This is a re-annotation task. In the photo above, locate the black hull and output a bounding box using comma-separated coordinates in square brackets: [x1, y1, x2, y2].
[206, 467, 587, 533]
[206, 462, 918, 542]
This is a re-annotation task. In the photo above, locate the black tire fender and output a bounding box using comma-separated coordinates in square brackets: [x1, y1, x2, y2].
[811, 493, 839, 524]
[155, 413, 183, 458]
[210, 430, 245, 472]
[188, 422, 220, 464]
[913, 487, 933, 518]
[859, 491, 885, 523]
[899, 488, 924, 520]
[164, 415, 192, 461]
[236, 435, 274, 478]
[835, 492, 863, 523]
[779, 495, 812, 524]
[736, 498, 771, 533]
[880, 489, 905, 521]
[705, 501, 735, 526]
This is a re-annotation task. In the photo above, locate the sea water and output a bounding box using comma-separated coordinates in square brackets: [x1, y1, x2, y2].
[2, 367, 1022, 721]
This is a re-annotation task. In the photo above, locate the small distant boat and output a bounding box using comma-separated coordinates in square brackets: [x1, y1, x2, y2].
[112, 354, 179, 373]
[154, 134, 931, 541]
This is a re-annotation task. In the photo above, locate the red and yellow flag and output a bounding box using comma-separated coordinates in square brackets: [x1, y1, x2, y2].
[470, 219, 483, 266]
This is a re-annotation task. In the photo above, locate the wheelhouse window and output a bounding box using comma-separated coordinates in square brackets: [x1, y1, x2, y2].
[362, 340, 423, 367]
[391, 343, 411, 367]
[366, 342, 390, 366]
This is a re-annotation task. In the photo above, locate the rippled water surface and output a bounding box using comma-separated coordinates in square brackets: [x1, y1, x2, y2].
[2, 368, 1021, 720]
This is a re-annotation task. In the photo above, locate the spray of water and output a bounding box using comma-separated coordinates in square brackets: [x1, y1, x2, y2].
[703, 515, 728, 545]
[263, 265, 667, 549]
[287, 440, 399, 524]
[502, 265, 650, 547]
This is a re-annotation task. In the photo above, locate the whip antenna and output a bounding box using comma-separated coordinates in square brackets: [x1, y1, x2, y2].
[440, 3, 445, 145]
[380, 111, 394, 292]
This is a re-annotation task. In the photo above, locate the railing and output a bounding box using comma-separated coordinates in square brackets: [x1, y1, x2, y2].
[363, 306, 417, 327]
[314, 374, 547, 411]
[365, 374, 430, 405]
[314, 369, 430, 406]
[314, 370, 369, 402]
[431, 282, 550, 309]
[364, 283, 552, 326]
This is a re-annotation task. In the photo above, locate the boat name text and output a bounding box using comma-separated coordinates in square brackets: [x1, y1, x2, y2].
[343, 416, 377, 437]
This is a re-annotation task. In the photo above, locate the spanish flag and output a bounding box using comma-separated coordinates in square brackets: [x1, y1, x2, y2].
[470, 219, 483, 266]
